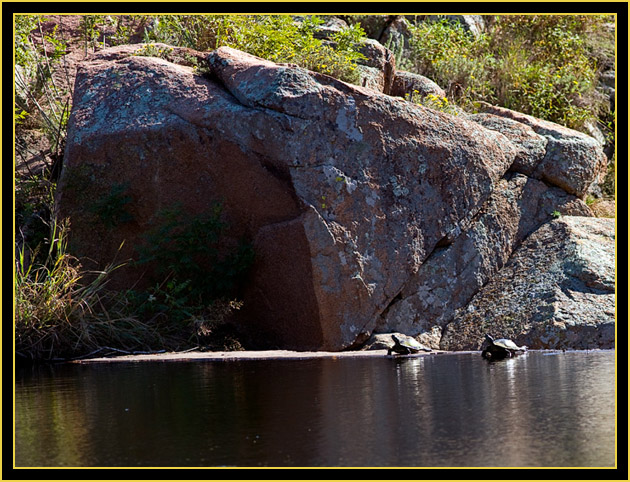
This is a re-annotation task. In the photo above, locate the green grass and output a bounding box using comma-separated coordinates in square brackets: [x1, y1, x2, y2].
[15, 217, 247, 362]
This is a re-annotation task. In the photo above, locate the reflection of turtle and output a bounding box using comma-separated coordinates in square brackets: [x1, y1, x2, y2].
[482, 334, 527, 360]
[388, 334, 432, 356]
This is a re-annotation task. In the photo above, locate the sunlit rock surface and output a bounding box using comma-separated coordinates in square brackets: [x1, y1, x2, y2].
[57, 44, 611, 351]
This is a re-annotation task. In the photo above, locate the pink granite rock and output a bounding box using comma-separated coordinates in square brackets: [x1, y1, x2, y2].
[58, 46, 515, 350]
[476, 102, 608, 198]
[440, 216, 615, 350]
[374, 173, 592, 348]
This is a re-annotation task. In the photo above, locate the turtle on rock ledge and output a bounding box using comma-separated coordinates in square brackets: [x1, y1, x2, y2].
[481, 334, 527, 361]
[387, 333, 432, 356]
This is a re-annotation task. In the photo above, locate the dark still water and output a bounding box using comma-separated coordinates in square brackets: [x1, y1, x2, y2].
[15, 351, 615, 467]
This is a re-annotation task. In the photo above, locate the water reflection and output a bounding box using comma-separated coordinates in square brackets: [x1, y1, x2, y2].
[15, 351, 615, 467]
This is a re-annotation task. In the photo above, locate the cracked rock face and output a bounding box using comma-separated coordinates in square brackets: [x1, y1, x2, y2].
[374, 173, 592, 348]
[440, 217, 615, 350]
[57, 45, 610, 351]
[475, 103, 608, 198]
[57, 46, 515, 350]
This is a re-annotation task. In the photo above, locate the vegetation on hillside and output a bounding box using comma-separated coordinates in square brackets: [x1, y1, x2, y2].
[14, 14, 616, 361]
[404, 16, 612, 131]
[143, 15, 367, 83]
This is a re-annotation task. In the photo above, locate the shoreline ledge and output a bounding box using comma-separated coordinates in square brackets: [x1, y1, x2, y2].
[71, 349, 609, 364]
[74, 349, 453, 363]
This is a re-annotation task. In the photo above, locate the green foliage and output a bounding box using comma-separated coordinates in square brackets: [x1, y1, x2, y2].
[120, 203, 254, 349]
[14, 211, 248, 361]
[14, 15, 39, 67]
[132, 43, 174, 59]
[406, 15, 611, 131]
[15, 107, 29, 124]
[15, 218, 146, 361]
[406, 91, 461, 116]
[16, 172, 56, 246]
[406, 18, 494, 105]
[105, 15, 150, 46]
[14, 15, 71, 159]
[143, 15, 367, 84]
[134, 203, 254, 319]
[88, 182, 134, 228]
[79, 15, 105, 53]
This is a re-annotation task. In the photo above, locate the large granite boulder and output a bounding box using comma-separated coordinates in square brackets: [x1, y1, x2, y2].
[57, 45, 514, 350]
[57, 44, 610, 351]
[440, 216, 615, 350]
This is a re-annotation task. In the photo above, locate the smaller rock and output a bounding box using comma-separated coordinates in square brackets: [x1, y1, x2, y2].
[361, 332, 432, 352]
[599, 70, 615, 89]
[441, 216, 615, 351]
[390, 70, 446, 100]
[468, 113, 547, 175]
[357, 38, 395, 94]
[344, 15, 391, 40]
[355, 64, 385, 92]
[380, 16, 412, 52]
[425, 15, 486, 36]
[476, 102, 608, 198]
[583, 120, 607, 147]
[311, 16, 349, 40]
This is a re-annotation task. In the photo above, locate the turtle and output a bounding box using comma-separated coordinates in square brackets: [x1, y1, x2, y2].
[481, 334, 527, 360]
[387, 334, 432, 356]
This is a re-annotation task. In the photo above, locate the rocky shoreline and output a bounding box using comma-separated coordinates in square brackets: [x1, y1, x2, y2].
[16, 15, 616, 361]
[74, 348, 613, 364]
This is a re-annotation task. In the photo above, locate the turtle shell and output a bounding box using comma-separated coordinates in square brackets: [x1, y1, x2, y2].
[398, 334, 419, 348]
[391, 334, 432, 353]
[492, 338, 521, 350]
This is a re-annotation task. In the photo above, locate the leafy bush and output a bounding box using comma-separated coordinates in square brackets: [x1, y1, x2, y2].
[144, 15, 366, 83]
[406, 15, 611, 131]
[131, 203, 254, 333]
[135, 203, 254, 301]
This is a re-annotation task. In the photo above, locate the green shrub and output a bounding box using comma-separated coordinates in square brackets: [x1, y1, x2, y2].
[144, 15, 366, 83]
[132, 43, 174, 59]
[406, 91, 462, 116]
[88, 182, 134, 228]
[406, 15, 612, 131]
[14, 210, 250, 361]
[131, 203, 254, 332]
[14, 218, 155, 361]
[135, 203, 254, 302]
